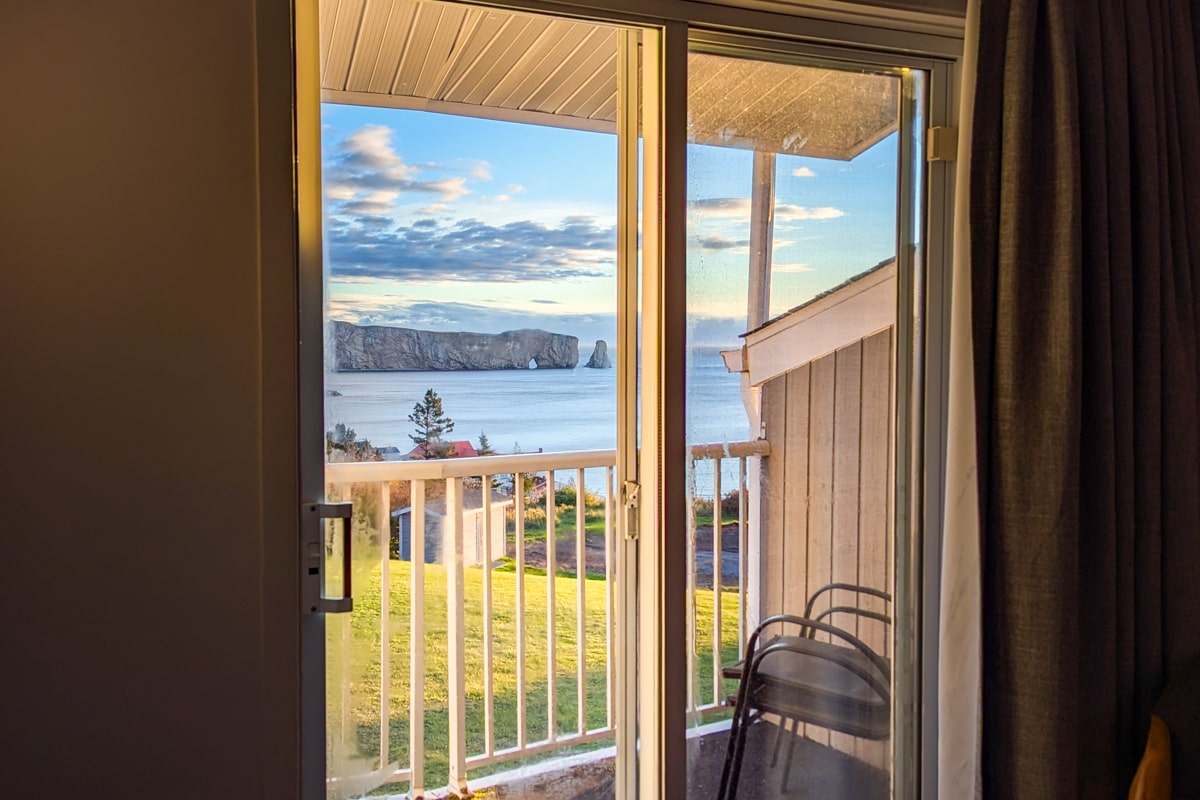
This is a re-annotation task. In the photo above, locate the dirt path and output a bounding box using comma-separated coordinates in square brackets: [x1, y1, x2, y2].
[509, 522, 742, 587]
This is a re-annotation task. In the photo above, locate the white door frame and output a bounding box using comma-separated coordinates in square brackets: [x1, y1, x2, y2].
[293, 3, 961, 798]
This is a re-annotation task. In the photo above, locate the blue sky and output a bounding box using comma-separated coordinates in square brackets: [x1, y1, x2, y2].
[321, 102, 898, 348]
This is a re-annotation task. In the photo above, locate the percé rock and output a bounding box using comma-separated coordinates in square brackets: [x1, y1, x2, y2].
[334, 321, 578, 371]
[584, 340, 612, 369]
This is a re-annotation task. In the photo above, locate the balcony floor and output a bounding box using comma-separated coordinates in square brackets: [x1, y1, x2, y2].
[687, 720, 889, 800]
[476, 722, 888, 800]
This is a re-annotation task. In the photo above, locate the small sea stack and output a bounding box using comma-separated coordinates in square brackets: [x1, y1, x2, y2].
[584, 339, 612, 368]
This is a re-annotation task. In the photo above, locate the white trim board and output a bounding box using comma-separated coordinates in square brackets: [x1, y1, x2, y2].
[742, 259, 897, 386]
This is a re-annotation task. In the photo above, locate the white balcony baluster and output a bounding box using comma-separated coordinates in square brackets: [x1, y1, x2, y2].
[712, 457, 722, 708]
[320, 443, 766, 794]
[410, 479, 426, 797]
[483, 476, 495, 758]
[545, 469, 557, 742]
[604, 466, 616, 728]
[515, 472, 527, 751]
[738, 459, 748, 656]
[446, 477, 468, 796]
[377, 480, 392, 773]
[686, 465, 697, 713]
[576, 466, 587, 736]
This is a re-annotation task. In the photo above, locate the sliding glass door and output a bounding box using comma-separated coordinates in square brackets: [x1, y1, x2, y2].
[296, 6, 946, 799]
[297, 2, 663, 798]
[673, 37, 930, 800]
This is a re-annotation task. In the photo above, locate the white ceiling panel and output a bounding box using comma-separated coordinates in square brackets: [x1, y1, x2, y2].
[320, 0, 898, 159]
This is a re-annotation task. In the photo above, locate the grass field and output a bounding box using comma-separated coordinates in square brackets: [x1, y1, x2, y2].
[326, 557, 741, 794]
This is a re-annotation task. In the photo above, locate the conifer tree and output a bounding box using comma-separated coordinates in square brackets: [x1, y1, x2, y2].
[407, 388, 455, 458]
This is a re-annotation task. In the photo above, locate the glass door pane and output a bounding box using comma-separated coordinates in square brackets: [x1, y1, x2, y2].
[302, 2, 651, 797]
[680, 45, 916, 799]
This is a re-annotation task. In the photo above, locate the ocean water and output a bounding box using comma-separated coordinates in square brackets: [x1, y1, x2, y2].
[324, 348, 750, 474]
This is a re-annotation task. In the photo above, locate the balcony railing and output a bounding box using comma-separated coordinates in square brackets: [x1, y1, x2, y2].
[324, 439, 768, 798]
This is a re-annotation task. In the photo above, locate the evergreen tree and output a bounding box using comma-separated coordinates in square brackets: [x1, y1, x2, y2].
[408, 388, 455, 458]
[507, 441, 536, 496]
[476, 431, 499, 489]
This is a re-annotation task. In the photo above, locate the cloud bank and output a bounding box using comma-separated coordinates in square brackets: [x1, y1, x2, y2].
[326, 215, 616, 283]
[323, 125, 617, 283]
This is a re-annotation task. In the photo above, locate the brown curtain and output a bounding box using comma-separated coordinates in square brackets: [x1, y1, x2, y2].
[970, 1, 1200, 797]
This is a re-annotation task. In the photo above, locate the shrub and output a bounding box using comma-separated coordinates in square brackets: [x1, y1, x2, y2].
[554, 484, 606, 509]
[692, 489, 744, 519]
[506, 505, 547, 527]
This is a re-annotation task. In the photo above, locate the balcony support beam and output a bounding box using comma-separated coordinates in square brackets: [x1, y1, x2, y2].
[747, 150, 776, 332]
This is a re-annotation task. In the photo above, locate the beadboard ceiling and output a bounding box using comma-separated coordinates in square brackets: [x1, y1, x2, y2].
[320, 0, 898, 160]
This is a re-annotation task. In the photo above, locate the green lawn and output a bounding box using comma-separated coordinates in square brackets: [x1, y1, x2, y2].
[326, 558, 740, 795]
[514, 505, 609, 541]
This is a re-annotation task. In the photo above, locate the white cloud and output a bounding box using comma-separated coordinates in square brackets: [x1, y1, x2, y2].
[324, 125, 473, 213]
[791, 167, 816, 178]
[342, 189, 401, 215]
[423, 178, 470, 201]
[772, 262, 813, 273]
[471, 162, 493, 180]
[689, 197, 844, 222]
[418, 204, 451, 215]
[689, 197, 752, 219]
[507, 183, 526, 194]
[340, 125, 416, 177]
[482, 194, 512, 204]
[693, 234, 750, 251]
[775, 204, 845, 220]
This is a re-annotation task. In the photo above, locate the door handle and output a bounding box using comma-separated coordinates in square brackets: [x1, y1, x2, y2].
[304, 502, 354, 613]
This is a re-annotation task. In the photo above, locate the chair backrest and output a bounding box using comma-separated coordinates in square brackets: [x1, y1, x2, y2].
[802, 583, 892, 634]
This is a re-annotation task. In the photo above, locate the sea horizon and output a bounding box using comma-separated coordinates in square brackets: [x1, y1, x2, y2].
[324, 347, 750, 496]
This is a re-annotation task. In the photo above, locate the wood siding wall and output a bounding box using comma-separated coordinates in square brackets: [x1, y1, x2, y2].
[759, 327, 895, 769]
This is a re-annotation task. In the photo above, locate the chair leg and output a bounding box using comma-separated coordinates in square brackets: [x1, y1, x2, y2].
[779, 720, 800, 793]
[717, 708, 743, 800]
[725, 701, 754, 800]
[718, 665, 756, 800]
[769, 717, 791, 767]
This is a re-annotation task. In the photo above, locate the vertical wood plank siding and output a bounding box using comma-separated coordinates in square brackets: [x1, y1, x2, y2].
[759, 327, 895, 768]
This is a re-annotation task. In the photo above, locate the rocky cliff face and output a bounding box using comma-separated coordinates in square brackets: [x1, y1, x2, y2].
[584, 340, 612, 368]
[334, 321, 578, 370]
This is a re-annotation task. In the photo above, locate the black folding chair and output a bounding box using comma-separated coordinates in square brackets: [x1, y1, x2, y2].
[717, 583, 891, 799]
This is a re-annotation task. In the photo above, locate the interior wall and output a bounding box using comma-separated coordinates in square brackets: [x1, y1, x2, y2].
[0, 1, 300, 797]
[0, 0, 959, 795]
